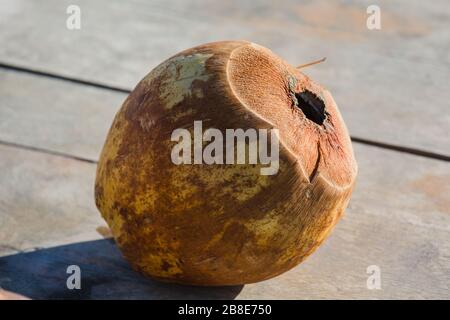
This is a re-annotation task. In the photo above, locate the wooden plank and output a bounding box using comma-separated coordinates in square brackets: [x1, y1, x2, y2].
[0, 145, 105, 256]
[0, 143, 449, 299]
[0, 238, 244, 299]
[239, 144, 450, 299]
[0, 69, 124, 161]
[0, 0, 449, 155]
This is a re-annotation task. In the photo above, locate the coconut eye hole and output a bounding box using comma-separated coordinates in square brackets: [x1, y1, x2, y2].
[294, 90, 326, 125]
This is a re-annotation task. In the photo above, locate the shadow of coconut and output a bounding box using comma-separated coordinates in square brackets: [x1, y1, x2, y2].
[0, 239, 243, 299]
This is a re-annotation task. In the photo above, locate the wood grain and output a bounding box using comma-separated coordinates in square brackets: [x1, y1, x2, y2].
[0, 0, 449, 299]
[0, 69, 124, 161]
[0, 145, 104, 256]
[0, 142, 448, 299]
[0, 0, 449, 154]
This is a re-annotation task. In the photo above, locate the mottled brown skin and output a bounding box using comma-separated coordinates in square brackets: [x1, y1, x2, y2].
[95, 41, 357, 286]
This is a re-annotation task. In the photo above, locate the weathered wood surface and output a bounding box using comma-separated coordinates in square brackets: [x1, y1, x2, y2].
[0, 69, 124, 161]
[0, 0, 449, 299]
[0, 142, 449, 299]
[0, 145, 105, 255]
[0, 0, 449, 155]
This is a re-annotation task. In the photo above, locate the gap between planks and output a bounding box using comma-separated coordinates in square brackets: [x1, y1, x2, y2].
[1, 62, 449, 163]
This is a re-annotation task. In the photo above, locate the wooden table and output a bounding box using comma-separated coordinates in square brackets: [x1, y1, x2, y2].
[0, 0, 449, 299]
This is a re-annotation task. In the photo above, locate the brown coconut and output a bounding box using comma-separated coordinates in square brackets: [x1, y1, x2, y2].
[95, 40, 357, 286]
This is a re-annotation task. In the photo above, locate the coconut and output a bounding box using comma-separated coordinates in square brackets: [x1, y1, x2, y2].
[95, 41, 357, 285]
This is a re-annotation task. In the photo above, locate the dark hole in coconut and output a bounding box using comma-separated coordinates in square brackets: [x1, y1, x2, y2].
[294, 90, 326, 125]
